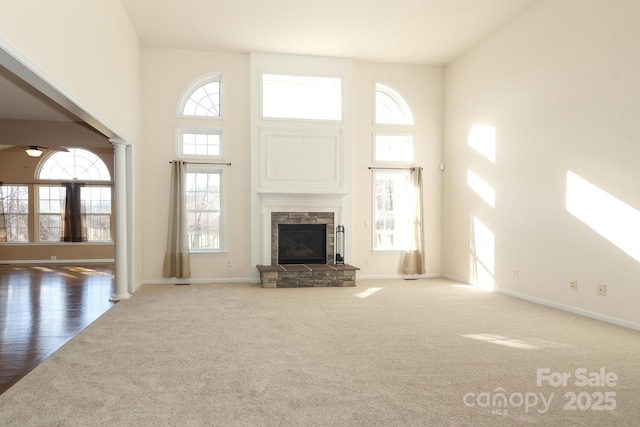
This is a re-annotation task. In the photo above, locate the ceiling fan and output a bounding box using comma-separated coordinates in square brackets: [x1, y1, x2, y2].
[5, 145, 70, 157]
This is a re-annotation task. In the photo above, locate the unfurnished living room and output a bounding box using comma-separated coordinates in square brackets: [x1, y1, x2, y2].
[1, 0, 640, 425]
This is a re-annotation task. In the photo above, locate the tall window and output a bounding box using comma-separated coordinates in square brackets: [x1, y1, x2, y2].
[372, 82, 415, 251]
[0, 185, 29, 242]
[373, 171, 412, 250]
[185, 168, 224, 252]
[176, 74, 228, 253]
[37, 148, 112, 242]
[38, 186, 65, 241]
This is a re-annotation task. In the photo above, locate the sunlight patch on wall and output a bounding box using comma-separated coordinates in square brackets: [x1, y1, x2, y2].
[470, 215, 495, 290]
[566, 171, 640, 263]
[468, 124, 496, 163]
[467, 170, 495, 207]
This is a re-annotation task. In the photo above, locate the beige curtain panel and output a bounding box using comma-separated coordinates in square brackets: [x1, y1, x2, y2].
[163, 161, 191, 279]
[402, 167, 425, 275]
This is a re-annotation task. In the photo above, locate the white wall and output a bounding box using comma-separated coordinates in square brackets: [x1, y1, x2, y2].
[0, 0, 140, 141]
[142, 50, 443, 283]
[141, 48, 251, 282]
[443, 0, 640, 326]
[0, 1, 142, 288]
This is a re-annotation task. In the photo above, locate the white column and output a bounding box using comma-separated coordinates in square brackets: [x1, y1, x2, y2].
[110, 138, 131, 300]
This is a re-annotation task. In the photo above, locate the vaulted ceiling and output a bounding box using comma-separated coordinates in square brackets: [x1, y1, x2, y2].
[0, 0, 539, 126]
[121, 0, 538, 65]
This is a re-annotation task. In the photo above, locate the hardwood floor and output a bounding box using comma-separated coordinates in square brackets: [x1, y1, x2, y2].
[0, 264, 115, 395]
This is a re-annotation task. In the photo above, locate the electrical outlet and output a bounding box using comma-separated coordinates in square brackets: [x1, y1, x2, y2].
[226, 259, 232, 267]
[365, 257, 370, 265]
[569, 280, 577, 291]
[50, 255, 57, 260]
[512, 268, 519, 278]
[597, 284, 607, 296]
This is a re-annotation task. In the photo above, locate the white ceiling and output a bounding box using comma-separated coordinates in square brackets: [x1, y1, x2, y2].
[120, 0, 539, 64]
[0, 0, 539, 125]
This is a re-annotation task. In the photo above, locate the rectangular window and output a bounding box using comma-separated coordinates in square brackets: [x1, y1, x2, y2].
[81, 186, 112, 241]
[373, 171, 411, 251]
[0, 185, 29, 242]
[185, 168, 225, 252]
[38, 186, 65, 242]
[262, 74, 342, 120]
[38, 185, 112, 242]
[178, 129, 223, 158]
[374, 134, 414, 163]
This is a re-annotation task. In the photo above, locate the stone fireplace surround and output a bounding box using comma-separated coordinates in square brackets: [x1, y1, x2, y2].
[256, 193, 359, 288]
[270, 212, 334, 265]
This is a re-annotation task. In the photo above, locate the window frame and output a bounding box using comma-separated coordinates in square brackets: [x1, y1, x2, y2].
[36, 148, 113, 244]
[36, 183, 114, 243]
[261, 73, 343, 122]
[0, 184, 30, 243]
[177, 74, 223, 119]
[372, 133, 415, 164]
[374, 82, 414, 126]
[371, 169, 413, 252]
[185, 165, 227, 254]
[176, 127, 225, 160]
[37, 185, 65, 243]
[81, 185, 114, 242]
[371, 81, 416, 252]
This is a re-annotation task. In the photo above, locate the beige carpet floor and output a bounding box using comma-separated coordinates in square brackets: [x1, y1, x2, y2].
[0, 278, 639, 426]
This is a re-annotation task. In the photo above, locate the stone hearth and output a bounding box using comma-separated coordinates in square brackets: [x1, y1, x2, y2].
[257, 264, 359, 288]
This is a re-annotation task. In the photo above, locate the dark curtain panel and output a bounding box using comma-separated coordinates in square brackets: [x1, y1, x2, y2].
[0, 185, 6, 243]
[61, 182, 87, 242]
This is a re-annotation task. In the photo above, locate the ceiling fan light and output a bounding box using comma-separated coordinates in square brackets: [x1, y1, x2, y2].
[26, 147, 43, 157]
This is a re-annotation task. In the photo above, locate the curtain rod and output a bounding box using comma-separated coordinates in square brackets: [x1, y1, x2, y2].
[169, 161, 231, 166]
[368, 166, 422, 170]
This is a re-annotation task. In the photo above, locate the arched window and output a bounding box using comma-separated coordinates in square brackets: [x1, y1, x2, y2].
[37, 148, 112, 242]
[179, 75, 222, 117]
[372, 83, 415, 251]
[375, 83, 414, 125]
[38, 148, 111, 181]
[174, 75, 228, 251]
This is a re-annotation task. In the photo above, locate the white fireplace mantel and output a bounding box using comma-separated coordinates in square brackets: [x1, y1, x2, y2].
[259, 191, 347, 211]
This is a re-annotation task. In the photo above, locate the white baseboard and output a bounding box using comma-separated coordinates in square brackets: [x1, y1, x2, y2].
[496, 287, 640, 332]
[441, 273, 471, 284]
[357, 273, 441, 280]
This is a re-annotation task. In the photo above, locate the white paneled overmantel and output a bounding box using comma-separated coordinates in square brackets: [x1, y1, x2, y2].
[260, 128, 343, 190]
[250, 53, 354, 280]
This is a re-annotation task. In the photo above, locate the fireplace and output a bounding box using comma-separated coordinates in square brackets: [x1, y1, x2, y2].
[278, 224, 327, 264]
[256, 208, 359, 288]
[271, 212, 334, 265]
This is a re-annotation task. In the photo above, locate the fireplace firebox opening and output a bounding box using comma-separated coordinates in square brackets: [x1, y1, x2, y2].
[278, 224, 327, 264]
